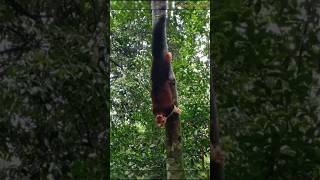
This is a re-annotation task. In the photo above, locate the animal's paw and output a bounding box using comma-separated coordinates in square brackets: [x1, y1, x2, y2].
[173, 105, 181, 114]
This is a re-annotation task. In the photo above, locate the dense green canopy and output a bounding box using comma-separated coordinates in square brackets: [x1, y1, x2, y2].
[0, 0, 108, 179]
[212, 0, 320, 179]
[1, 0, 319, 179]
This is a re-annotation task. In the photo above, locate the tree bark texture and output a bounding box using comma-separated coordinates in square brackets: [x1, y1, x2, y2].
[151, 1, 185, 179]
[210, 1, 224, 179]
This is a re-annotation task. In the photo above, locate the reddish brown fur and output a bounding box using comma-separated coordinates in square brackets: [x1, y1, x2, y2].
[165, 52, 172, 63]
[151, 52, 175, 127]
[152, 80, 173, 108]
[152, 76, 173, 127]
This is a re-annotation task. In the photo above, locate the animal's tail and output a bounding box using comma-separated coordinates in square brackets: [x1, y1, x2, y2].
[152, 15, 167, 62]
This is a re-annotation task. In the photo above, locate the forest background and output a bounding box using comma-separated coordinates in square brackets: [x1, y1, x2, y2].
[1, 0, 320, 179]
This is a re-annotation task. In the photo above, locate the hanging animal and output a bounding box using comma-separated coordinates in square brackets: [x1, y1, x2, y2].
[151, 15, 180, 128]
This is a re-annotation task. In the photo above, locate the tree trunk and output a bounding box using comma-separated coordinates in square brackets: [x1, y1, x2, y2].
[311, 66, 320, 130]
[209, 61, 224, 180]
[151, 1, 185, 179]
[210, 1, 224, 179]
[92, 0, 109, 177]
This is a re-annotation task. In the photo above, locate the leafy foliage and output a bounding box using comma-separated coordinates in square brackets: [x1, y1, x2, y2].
[0, 0, 108, 179]
[212, 0, 320, 179]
